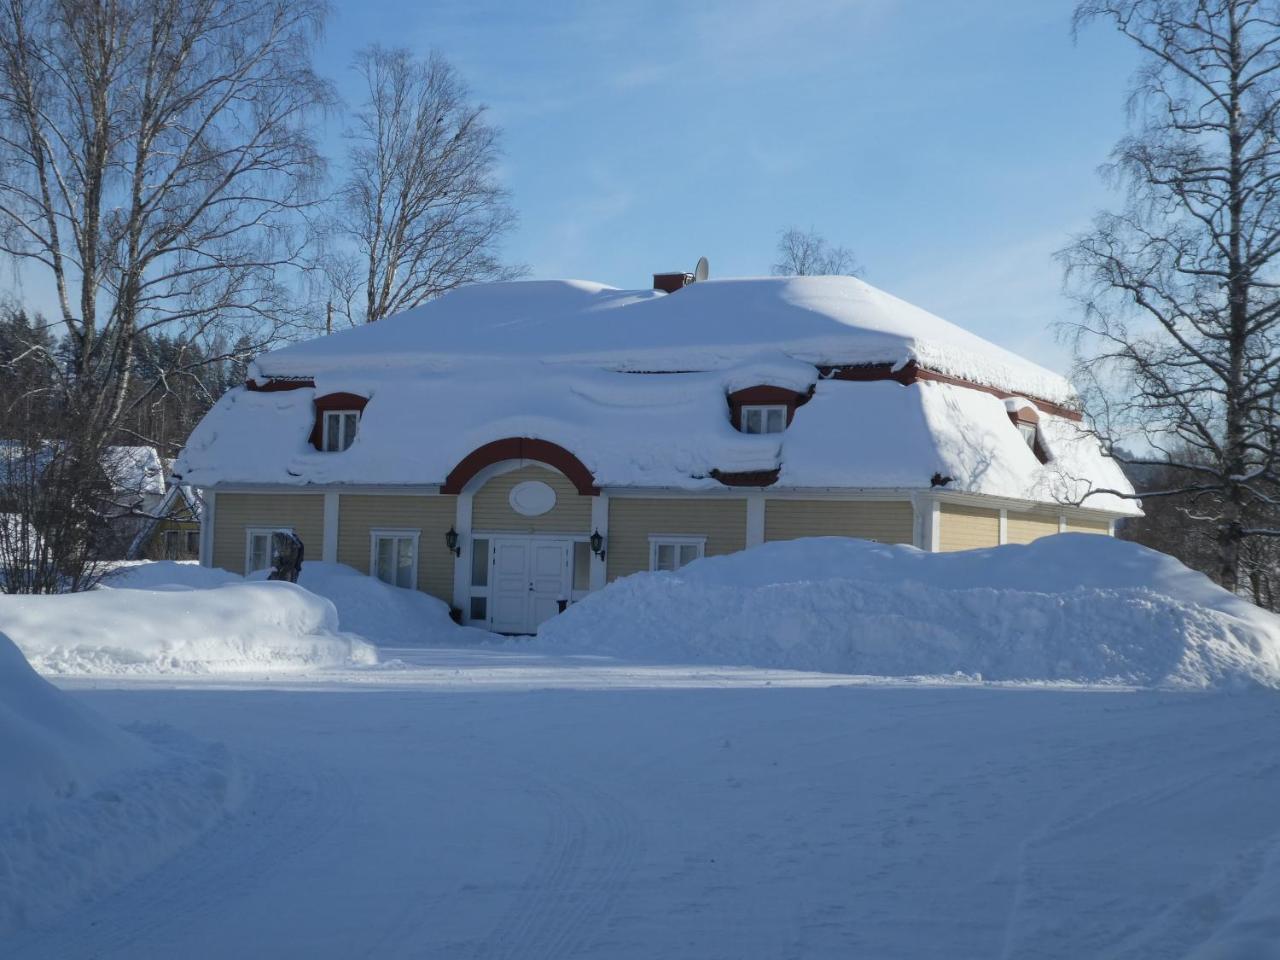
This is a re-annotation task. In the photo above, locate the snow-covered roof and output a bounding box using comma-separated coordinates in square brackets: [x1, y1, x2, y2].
[176, 358, 1137, 513]
[252, 277, 1074, 405]
[0, 441, 164, 496]
[174, 275, 1138, 513]
[101, 446, 165, 496]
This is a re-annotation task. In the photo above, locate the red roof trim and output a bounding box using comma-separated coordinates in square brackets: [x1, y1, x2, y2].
[710, 467, 780, 488]
[817, 361, 1082, 422]
[246, 377, 315, 392]
[441, 438, 599, 496]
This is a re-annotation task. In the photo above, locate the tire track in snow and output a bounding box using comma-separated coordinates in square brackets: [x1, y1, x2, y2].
[11, 745, 355, 960]
[469, 775, 643, 960]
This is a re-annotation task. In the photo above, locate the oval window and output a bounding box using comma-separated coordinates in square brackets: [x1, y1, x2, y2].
[509, 480, 557, 517]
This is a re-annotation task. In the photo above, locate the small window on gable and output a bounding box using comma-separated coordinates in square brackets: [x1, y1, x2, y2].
[323, 410, 359, 451]
[649, 536, 706, 572]
[741, 404, 787, 434]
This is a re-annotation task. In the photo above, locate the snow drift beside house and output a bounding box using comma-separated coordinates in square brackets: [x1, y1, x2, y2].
[0, 577, 376, 674]
[0, 630, 233, 932]
[292, 562, 500, 646]
[538, 536, 1280, 689]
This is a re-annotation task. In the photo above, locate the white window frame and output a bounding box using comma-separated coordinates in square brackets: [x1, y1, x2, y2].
[322, 410, 361, 452]
[368, 528, 420, 590]
[741, 404, 788, 434]
[647, 535, 707, 572]
[245, 526, 294, 574]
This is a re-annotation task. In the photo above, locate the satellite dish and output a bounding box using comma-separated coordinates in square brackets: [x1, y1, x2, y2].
[693, 256, 710, 282]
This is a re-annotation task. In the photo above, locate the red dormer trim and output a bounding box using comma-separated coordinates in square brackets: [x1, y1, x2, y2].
[726, 385, 813, 431]
[1007, 404, 1050, 464]
[308, 392, 370, 450]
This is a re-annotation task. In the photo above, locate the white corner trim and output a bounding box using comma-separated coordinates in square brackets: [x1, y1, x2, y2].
[746, 493, 765, 547]
[453, 491, 474, 612]
[322, 492, 339, 563]
[929, 500, 941, 552]
[1059, 514, 1068, 533]
[589, 493, 609, 591]
[200, 490, 217, 567]
[998, 508, 1008, 545]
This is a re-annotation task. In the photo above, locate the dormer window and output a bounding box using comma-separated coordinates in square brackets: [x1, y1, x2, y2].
[1016, 421, 1037, 448]
[1005, 399, 1049, 464]
[742, 404, 787, 434]
[323, 411, 359, 451]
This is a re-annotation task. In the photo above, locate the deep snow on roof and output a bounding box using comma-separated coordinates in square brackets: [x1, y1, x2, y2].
[175, 363, 1137, 513]
[253, 277, 1074, 404]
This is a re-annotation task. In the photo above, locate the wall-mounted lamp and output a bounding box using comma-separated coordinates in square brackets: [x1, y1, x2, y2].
[444, 527, 461, 557]
[589, 529, 606, 561]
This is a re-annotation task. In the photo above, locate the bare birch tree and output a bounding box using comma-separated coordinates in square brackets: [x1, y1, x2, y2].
[329, 46, 520, 326]
[771, 226, 861, 277]
[0, 0, 331, 440]
[1063, 0, 1280, 591]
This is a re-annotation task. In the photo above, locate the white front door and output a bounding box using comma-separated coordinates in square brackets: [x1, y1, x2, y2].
[487, 537, 572, 634]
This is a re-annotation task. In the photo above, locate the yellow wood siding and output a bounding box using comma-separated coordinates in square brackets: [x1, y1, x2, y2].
[212, 493, 324, 573]
[337, 494, 458, 602]
[606, 498, 746, 580]
[938, 502, 1001, 552]
[1066, 515, 1112, 535]
[764, 499, 914, 544]
[142, 519, 201, 560]
[472, 465, 591, 534]
[1005, 509, 1062, 545]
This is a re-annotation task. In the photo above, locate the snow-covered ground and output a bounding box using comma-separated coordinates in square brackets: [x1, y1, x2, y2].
[6, 545, 1280, 955]
[5, 650, 1279, 959]
[0, 630, 233, 934]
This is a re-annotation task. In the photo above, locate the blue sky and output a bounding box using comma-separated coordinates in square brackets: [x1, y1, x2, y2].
[319, 0, 1140, 375]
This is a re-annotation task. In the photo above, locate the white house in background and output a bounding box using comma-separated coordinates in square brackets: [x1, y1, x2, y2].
[175, 271, 1138, 634]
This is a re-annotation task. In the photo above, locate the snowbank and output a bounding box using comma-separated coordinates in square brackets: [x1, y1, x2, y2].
[293, 562, 499, 646]
[539, 536, 1280, 689]
[0, 577, 375, 675]
[102, 559, 241, 591]
[106, 559, 498, 647]
[0, 630, 233, 932]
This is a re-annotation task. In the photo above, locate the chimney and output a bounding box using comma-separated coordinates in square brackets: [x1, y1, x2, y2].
[653, 271, 693, 294]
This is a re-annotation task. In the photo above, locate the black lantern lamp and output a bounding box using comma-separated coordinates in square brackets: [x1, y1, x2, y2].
[444, 527, 461, 557]
[589, 528, 606, 560]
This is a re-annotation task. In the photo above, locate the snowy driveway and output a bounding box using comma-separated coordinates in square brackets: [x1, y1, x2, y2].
[10, 649, 1280, 959]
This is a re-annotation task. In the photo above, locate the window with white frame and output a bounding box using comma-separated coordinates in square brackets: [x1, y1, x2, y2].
[246, 527, 293, 573]
[649, 536, 706, 572]
[323, 410, 360, 451]
[741, 404, 787, 434]
[370, 530, 419, 590]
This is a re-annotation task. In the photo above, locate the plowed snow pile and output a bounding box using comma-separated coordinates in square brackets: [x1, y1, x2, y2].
[539, 535, 1280, 688]
[0, 576, 375, 674]
[0, 630, 232, 932]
